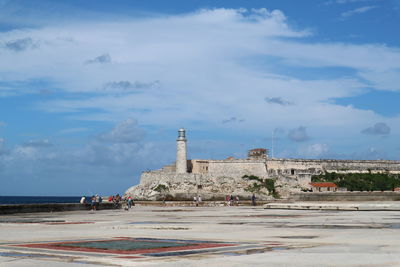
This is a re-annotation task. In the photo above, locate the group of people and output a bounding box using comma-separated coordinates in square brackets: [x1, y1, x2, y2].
[108, 194, 122, 209]
[80, 194, 132, 211]
[81, 193, 257, 210]
[226, 195, 240, 206]
[225, 194, 256, 206]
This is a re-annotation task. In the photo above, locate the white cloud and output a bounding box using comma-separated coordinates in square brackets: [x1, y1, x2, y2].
[301, 143, 330, 158]
[0, 7, 399, 158]
[358, 69, 400, 91]
[0, 120, 171, 195]
[288, 127, 310, 142]
[23, 139, 53, 147]
[0, 137, 4, 151]
[341, 5, 377, 18]
[99, 118, 145, 143]
[325, 0, 380, 5]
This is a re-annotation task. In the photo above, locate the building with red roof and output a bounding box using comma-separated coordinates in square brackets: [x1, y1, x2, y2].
[309, 182, 338, 192]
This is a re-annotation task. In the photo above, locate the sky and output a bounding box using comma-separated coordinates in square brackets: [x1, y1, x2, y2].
[0, 0, 400, 196]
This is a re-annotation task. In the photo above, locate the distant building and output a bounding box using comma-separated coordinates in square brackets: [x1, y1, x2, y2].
[248, 148, 268, 159]
[310, 182, 338, 192]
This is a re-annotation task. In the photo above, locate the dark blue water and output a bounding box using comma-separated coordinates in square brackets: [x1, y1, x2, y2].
[0, 196, 84, 205]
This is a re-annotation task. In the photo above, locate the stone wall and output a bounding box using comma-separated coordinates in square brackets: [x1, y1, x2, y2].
[208, 159, 268, 177]
[191, 160, 209, 174]
[266, 159, 400, 176]
[290, 191, 400, 201]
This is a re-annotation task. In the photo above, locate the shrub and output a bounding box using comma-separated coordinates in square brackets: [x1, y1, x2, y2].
[312, 172, 400, 191]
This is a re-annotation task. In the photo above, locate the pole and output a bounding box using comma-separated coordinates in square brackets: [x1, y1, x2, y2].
[271, 129, 275, 158]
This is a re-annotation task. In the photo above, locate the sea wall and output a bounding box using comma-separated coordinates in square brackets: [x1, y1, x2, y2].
[0, 203, 114, 215]
[290, 192, 400, 201]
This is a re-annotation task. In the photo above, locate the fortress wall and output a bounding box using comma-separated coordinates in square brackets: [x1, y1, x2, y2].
[140, 171, 202, 186]
[208, 160, 268, 178]
[267, 160, 323, 176]
[267, 159, 400, 175]
[191, 160, 209, 174]
[321, 160, 400, 173]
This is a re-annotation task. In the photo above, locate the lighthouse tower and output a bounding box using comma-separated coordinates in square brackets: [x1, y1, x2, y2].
[176, 128, 187, 173]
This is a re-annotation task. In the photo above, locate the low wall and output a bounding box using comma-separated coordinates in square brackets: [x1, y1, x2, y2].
[133, 200, 268, 206]
[0, 203, 114, 215]
[290, 192, 400, 201]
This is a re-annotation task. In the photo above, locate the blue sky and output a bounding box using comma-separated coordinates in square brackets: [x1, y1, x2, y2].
[0, 0, 400, 196]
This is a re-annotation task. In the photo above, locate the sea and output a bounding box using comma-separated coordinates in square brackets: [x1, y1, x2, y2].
[0, 196, 85, 205]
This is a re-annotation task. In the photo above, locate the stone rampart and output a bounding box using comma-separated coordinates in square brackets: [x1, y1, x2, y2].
[208, 159, 267, 177]
[290, 191, 400, 201]
[267, 158, 400, 176]
[140, 171, 201, 186]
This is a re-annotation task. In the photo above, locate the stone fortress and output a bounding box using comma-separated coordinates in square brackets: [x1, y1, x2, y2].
[125, 129, 400, 200]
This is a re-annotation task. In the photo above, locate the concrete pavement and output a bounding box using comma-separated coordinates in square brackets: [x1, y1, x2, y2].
[0, 203, 399, 266]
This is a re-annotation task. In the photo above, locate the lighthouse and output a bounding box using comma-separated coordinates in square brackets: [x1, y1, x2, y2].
[176, 128, 187, 173]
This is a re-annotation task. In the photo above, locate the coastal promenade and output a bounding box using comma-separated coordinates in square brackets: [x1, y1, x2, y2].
[1, 203, 400, 266]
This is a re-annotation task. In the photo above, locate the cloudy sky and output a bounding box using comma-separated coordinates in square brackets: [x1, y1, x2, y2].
[1, 0, 400, 196]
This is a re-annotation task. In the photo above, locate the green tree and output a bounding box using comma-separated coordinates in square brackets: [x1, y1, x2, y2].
[242, 175, 279, 198]
[312, 172, 400, 191]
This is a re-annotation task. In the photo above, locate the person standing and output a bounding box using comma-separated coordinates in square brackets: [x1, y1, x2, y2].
[251, 194, 257, 206]
[95, 194, 100, 210]
[235, 196, 240, 206]
[91, 195, 96, 211]
[127, 196, 133, 209]
[80, 196, 86, 204]
[114, 194, 121, 209]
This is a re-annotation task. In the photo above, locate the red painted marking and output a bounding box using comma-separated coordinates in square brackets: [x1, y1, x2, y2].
[13, 239, 235, 255]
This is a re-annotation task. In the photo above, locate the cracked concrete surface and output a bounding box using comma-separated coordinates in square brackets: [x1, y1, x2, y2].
[0, 204, 400, 266]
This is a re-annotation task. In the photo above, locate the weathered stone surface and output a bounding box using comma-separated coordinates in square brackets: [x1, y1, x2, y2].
[125, 157, 400, 201]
